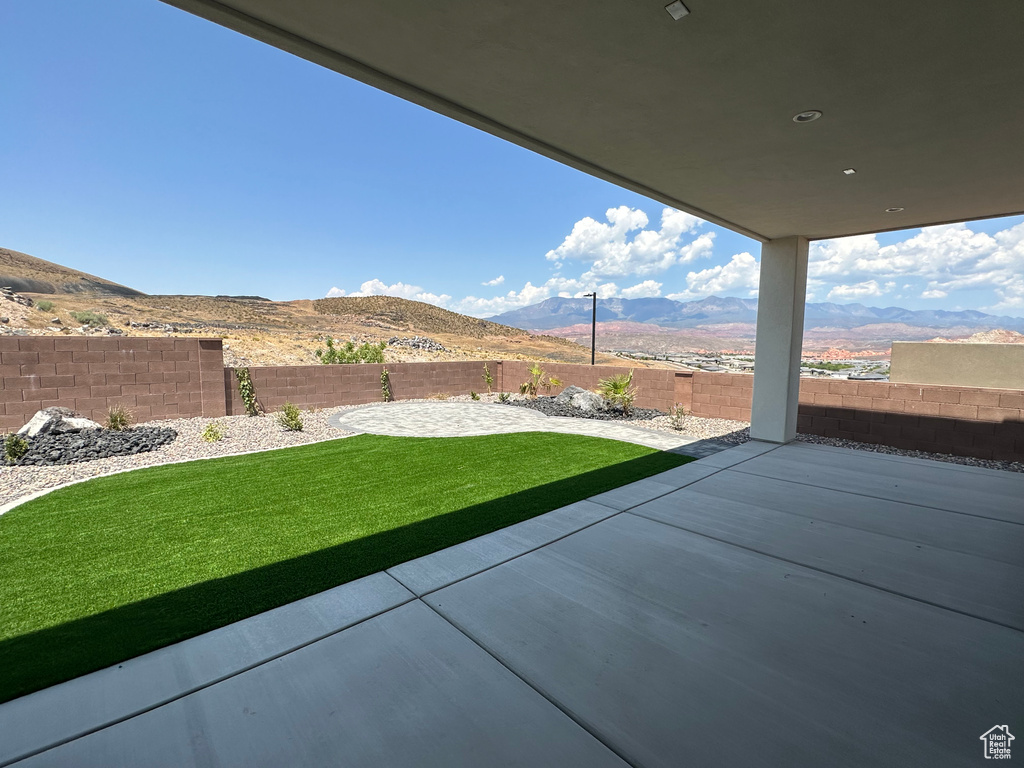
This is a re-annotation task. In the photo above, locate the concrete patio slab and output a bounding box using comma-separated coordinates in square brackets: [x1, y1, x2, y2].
[16, 601, 626, 768]
[632, 485, 1024, 629]
[665, 470, 1024, 566]
[686, 438, 780, 468]
[387, 500, 618, 596]
[587, 478, 678, 511]
[734, 442, 1024, 522]
[426, 512, 1023, 768]
[0, 573, 413, 767]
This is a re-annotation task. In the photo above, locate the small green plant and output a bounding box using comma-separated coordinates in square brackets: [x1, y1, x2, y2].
[497, 392, 510, 403]
[598, 369, 637, 415]
[35, 300, 54, 312]
[669, 403, 690, 431]
[104, 404, 133, 431]
[235, 368, 262, 417]
[519, 364, 563, 399]
[69, 310, 109, 328]
[4, 433, 29, 464]
[381, 368, 392, 402]
[275, 402, 304, 431]
[315, 338, 386, 364]
[470, 390, 480, 401]
[201, 422, 225, 442]
[482, 364, 494, 394]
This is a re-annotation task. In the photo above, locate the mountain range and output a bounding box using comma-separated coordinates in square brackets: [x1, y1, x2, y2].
[492, 296, 1024, 333]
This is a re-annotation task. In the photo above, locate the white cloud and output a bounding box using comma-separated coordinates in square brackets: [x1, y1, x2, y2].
[620, 280, 663, 299]
[810, 221, 1024, 313]
[544, 206, 710, 278]
[667, 252, 760, 301]
[482, 275, 505, 286]
[826, 280, 886, 301]
[324, 279, 451, 306]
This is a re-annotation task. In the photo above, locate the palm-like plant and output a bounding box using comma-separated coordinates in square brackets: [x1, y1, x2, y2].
[598, 369, 637, 414]
[520, 363, 563, 398]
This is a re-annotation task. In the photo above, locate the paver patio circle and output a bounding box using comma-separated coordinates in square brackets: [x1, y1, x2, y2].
[327, 401, 697, 450]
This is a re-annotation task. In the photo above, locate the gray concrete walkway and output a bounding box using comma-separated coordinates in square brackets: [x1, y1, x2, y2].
[328, 401, 726, 454]
[2, 442, 1021, 767]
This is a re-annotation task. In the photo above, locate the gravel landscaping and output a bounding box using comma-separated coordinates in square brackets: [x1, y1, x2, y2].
[3, 392, 1020, 511]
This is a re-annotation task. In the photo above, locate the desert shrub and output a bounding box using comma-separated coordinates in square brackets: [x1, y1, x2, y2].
[315, 338, 386, 364]
[482, 364, 494, 393]
[105, 404, 133, 431]
[69, 310, 108, 327]
[4, 433, 29, 464]
[598, 369, 637, 415]
[35, 300, 53, 312]
[470, 391, 480, 401]
[497, 392, 510, 403]
[235, 368, 262, 417]
[275, 402, 303, 431]
[519, 364, 563, 399]
[201, 422, 225, 442]
[381, 368, 392, 402]
[669, 403, 690, 430]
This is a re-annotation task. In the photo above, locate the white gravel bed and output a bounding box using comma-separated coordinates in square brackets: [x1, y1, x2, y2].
[633, 414, 751, 444]
[0, 405, 362, 510]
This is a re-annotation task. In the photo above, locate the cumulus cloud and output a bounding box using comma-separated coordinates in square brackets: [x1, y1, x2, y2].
[482, 275, 505, 286]
[620, 280, 663, 299]
[545, 206, 710, 278]
[811, 220, 1024, 312]
[826, 280, 886, 301]
[667, 252, 760, 301]
[324, 279, 451, 306]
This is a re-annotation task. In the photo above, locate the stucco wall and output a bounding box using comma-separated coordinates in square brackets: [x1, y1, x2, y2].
[890, 341, 1024, 389]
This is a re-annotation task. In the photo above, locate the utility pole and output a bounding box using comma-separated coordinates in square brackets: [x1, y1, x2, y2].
[584, 292, 597, 365]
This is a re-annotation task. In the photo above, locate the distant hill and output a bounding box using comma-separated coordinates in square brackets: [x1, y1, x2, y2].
[314, 296, 529, 338]
[0, 247, 145, 297]
[492, 296, 1024, 333]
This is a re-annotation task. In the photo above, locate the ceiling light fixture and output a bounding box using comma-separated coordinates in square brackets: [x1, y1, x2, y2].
[885, 207, 905, 213]
[842, 168, 856, 175]
[792, 110, 822, 123]
[665, 1, 690, 20]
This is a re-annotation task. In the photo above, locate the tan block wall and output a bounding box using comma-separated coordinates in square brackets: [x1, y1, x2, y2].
[890, 341, 1024, 389]
[0, 337, 226, 431]
[224, 361, 499, 414]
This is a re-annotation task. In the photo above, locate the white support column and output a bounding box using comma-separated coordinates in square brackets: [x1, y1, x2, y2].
[750, 236, 809, 443]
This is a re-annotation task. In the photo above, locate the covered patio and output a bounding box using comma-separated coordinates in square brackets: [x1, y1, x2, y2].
[2, 440, 1021, 766]
[2, 0, 1021, 764]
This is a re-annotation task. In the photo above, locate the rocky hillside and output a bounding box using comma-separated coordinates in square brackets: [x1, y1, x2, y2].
[0, 247, 144, 296]
[314, 296, 524, 338]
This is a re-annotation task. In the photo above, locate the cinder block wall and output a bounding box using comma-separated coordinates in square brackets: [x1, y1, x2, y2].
[224, 361, 499, 415]
[0, 337, 225, 431]
[497, 361, 679, 412]
[685, 371, 1024, 462]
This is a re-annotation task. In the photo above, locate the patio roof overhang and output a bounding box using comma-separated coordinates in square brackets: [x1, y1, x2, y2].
[162, 0, 1024, 242]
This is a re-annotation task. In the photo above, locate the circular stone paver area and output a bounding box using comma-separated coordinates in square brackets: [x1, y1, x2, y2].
[328, 402, 697, 451]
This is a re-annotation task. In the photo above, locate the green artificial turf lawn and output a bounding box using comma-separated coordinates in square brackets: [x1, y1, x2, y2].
[0, 432, 690, 703]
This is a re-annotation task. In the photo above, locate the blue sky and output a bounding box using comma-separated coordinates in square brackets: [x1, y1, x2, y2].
[2, 0, 1022, 317]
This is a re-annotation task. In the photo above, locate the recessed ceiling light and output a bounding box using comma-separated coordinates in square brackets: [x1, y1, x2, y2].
[792, 110, 822, 123]
[665, 1, 689, 20]
[842, 168, 856, 175]
[885, 207, 905, 213]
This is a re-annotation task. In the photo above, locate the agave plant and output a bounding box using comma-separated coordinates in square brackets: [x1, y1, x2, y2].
[598, 369, 637, 414]
[520, 363, 563, 398]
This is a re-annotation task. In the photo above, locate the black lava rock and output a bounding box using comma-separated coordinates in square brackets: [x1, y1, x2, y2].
[504, 396, 664, 421]
[13, 427, 178, 466]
